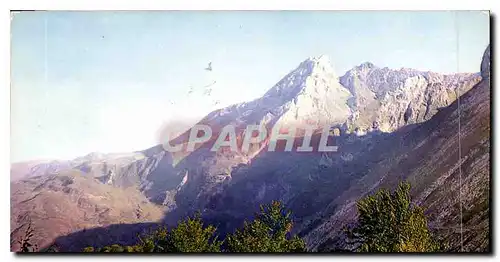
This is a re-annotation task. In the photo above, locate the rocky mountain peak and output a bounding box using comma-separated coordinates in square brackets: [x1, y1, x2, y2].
[257, 55, 352, 128]
[356, 61, 377, 71]
[262, 55, 338, 99]
[339, 62, 481, 133]
[304, 55, 335, 71]
[197, 55, 352, 146]
[306, 54, 330, 63]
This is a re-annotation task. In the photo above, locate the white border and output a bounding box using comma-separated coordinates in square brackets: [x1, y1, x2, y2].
[3, 0, 498, 11]
[1, 0, 497, 261]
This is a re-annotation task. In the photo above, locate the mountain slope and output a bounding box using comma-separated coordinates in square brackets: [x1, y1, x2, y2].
[10, 169, 165, 251]
[304, 75, 490, 252]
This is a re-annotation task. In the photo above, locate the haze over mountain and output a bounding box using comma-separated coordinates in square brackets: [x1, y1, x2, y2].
[10, 44, 490, 252]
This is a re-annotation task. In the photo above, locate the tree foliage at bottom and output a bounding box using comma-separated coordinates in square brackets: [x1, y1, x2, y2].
[346, 182, 445, 252]
[83, 214, 222, 252]
[226, 200, 306, 252]
[82, 201, 305, 253]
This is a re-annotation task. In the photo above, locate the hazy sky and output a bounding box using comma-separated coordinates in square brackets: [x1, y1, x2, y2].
[11, 11, 490, 163]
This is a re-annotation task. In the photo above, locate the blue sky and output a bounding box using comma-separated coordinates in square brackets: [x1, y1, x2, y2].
[10, 11, 489, 162]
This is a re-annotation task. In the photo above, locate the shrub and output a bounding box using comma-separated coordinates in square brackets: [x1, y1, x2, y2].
[226, 200, 306, 252]
[346, 182, 444, 252]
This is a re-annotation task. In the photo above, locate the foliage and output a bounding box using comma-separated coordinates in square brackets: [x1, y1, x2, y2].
[226, 200, 306, 252]
[82, 201, 305, 253]
[83, 244, 142, 253]
[163, 213, 223, 252]
[84, 214, 222, 253]
[39, 245, 59, 252]
[346, 182, 444, 252]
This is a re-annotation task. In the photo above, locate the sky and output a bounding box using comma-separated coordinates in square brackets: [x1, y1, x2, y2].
[10, 11, 490, 163]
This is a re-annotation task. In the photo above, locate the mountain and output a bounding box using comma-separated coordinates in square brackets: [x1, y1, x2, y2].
[10, 46, 489, 252]
[198, 48, 489, 251]
[157, 55, 355, 211]
[302, 45, 490, 251]
[200, 55, 352, 130]
[339, 63, 480, 133]
[152, 55, 480, 215]
[305, 61, 490, 252]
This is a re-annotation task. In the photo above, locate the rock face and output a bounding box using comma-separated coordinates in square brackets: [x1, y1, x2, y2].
[11, 49, 490, 252]
[303, 77, 490, 252]
[263, 55, 353, 128]
[339, 64, 480, 132]
[481, 44, 490, 80]
[196, 55, 352, 131]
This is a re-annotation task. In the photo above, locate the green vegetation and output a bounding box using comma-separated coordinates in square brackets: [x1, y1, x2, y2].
[226, 200, 306, 252]
[83, 201, 305, 253]
[346, 182, 445, 252]
[83, 214, 222, 252]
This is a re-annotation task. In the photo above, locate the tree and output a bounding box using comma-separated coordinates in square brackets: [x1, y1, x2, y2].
[83, 245, 142, 253]
[83, 214, 222, 253]
[346, 182, 444, 252]
[83, 202, 307, 253]
[226, 200, 306, 252]
[162, 213, 222, 252]
[11, 218, 59, 252]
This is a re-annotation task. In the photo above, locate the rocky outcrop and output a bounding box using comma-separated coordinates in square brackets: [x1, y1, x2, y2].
[481, 44, 490, 80]
[197, 55, 352, 131]
[339, 64, 481, 132]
